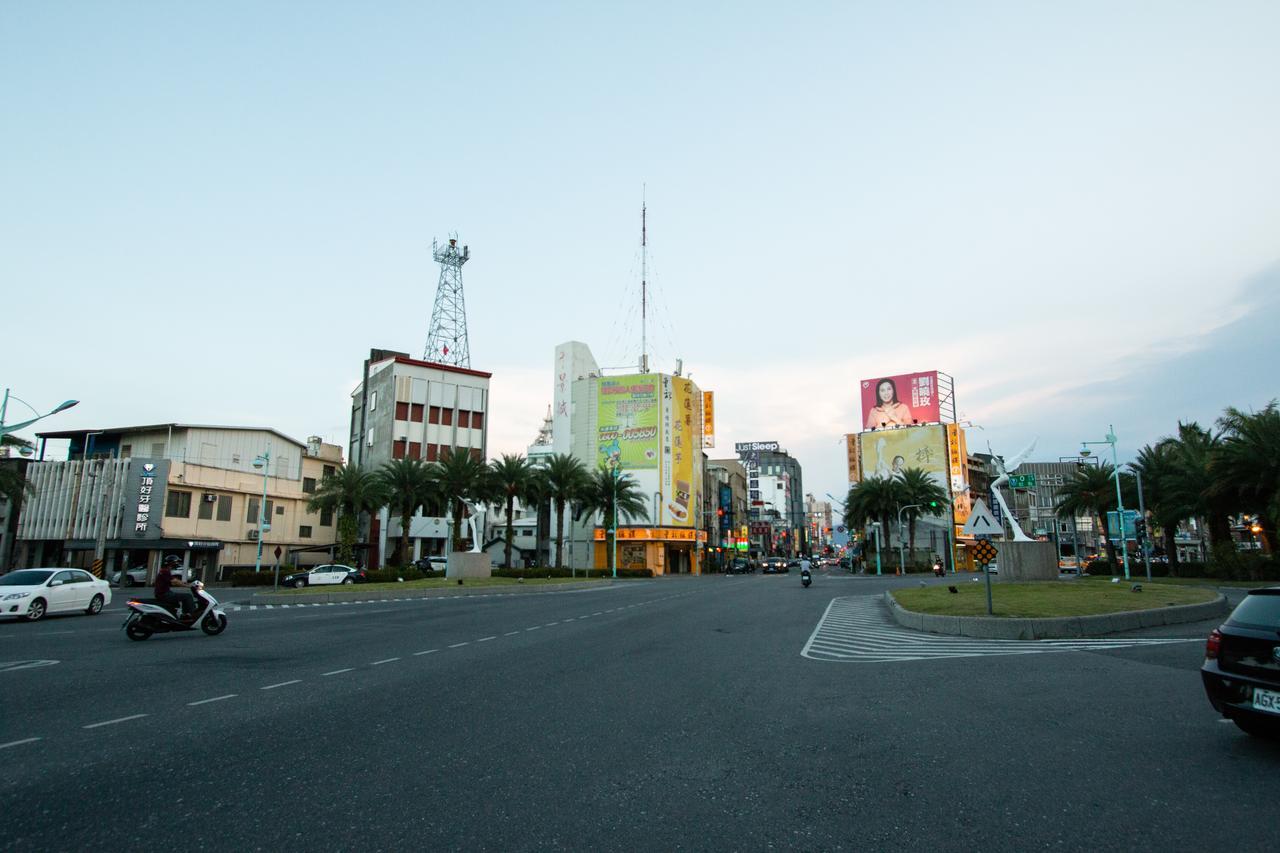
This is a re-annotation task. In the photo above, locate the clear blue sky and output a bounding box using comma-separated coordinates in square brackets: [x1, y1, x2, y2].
[4, 1, 1279, 503]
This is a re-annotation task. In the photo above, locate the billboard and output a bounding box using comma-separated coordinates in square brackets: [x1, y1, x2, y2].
[858, 424, 948, 489]
[860, 371, 940, 430]
[844, 434, 860, 484]
[702, 391, 715, 448]
[597, 374, 660, 469]
[662, 376, 699, 527]
[945, 424, 971, 524]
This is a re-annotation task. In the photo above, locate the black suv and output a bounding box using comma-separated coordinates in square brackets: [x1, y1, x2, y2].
[1202, 587, 1280, 738]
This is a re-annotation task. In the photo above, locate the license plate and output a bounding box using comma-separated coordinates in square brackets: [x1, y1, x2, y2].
[1252, 687, 1280, 715]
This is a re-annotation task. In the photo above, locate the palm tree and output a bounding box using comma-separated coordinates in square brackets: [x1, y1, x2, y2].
[306, 465, 389, 565]
[1057, 462, 1120, 568]
[377, 458, 436, 568]
[897, 467, 947, 564]
[1216, 402, 1280, 554]
[576, 465, 650, 572]
[430, 449, 493, 552]
[1163, 421, 1234, 552]
[523, 466, 552, 567]
[1131, 442, 1184, 573]
[539, 453, 587, 569]
[490, 454, 536, 568]
[844, 476, 905, 564]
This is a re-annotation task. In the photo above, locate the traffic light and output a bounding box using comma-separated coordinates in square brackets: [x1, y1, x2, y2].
[1134, 518, 1147, 541]
[928, 500, 939, 508]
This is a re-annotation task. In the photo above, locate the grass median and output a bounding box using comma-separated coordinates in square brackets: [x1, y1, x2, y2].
[892, 580, 1215, 618]
[270, 576, 614, 595]
[1078, 575, 1273, 589]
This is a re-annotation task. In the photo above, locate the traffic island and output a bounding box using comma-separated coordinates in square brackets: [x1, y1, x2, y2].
[885, 583, 1228, 639]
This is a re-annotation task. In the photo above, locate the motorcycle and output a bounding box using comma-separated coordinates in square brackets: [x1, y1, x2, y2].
[800, 568, 812, 588]
[123, 580, 228, 641]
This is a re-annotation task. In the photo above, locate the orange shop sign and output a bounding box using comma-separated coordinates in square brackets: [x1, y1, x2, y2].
[593, 527, 707, 542]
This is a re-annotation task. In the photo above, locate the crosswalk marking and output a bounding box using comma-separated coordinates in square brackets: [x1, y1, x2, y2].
[802, 596, 1199, 663]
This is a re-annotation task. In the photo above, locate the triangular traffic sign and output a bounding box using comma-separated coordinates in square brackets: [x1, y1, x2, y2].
[962, 499, 1003, 537]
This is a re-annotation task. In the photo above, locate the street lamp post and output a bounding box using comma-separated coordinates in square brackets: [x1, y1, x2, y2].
[1081, 426, 1131, 580]
[253, 445, 271, 575]
[896, 504, 922, 575]
[0, 389, 79, 440]
[610, 463, 619, 579]
[869, 522, 882, 575]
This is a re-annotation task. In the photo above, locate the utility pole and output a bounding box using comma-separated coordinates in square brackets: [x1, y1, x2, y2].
[92, 455, 118, 580]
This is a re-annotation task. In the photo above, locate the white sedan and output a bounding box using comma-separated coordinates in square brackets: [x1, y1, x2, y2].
[0, 568, 112, 621]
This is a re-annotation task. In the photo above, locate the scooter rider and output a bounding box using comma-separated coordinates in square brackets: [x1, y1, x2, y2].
[799, 554, 812, 577]
[154, 555, 194, 619]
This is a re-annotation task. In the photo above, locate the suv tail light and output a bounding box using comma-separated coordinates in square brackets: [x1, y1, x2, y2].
[1205, 628, 1222, 660]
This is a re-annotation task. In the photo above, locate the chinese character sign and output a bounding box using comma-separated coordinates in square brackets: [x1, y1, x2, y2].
[860, 370, 941, 430]
[124, 459, 171, 540]
[597, 374, 660, 470]
[858, 425, 948, 491]
[702, 391, 715, 448]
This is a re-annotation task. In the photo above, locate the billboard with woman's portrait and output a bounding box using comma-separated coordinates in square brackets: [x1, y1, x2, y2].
[860, 371, 940, 430]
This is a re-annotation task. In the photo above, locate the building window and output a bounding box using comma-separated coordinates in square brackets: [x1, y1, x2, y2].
[366, 428, 374, 447]
[320, 508, 333, 527]
[458, 411, 471, 429]
[393, 440, 406, 460]
[428, 406, 441, 424]
[165, 490, 192, 518]
[409, 441, 421, 459]
[426, 444, 438, 462]
[303, 477, 317, 493]
[410, 403, 425, 423]
[120, 444, 132, 458]
[198, 494, 215, 520]
[471, 412, 484, 429]
[216, 495, 232, 522]
[151, 442, 165, 458]
[442, 409, 453, 426]
[395, 401, 410, 420]
[276, 504, 284, 515]
[370, 390, 378, 411]
[323, 464, 336, 479]
[299, 525, 312, 539]
[247, 498, 275, 524]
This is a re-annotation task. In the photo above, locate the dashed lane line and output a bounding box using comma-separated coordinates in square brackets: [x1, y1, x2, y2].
[448, 642, 470, 648]
[261, 680, 301, 690]
[413, 649, 438, 656]
[84, 714, 149, 729]
[1, 737, 42, 750]
[371, 657, 400, 666]
[188, 694, 237, 706]
[322, 668, 354, 676]
[477, 636, 496, 643]
[503, 631, 520, 636]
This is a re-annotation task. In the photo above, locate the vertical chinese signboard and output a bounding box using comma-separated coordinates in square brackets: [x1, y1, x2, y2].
[702, 391, 715, 448]
[945, 424, 970, 525]
[845, 433, 860, 484]
[125, 459, 170, 540]
[662, 377, 698, 527]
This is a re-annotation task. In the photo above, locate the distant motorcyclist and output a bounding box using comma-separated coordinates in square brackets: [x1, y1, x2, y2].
[155, 555, 194, 618]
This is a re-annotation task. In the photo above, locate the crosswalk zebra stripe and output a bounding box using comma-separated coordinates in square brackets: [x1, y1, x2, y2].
[801, 595, 1199, 663]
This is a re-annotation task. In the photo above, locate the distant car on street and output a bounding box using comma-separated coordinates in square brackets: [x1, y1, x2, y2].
[414, 556, 449, 573]
[762, 557, 789, 574]
[0, 568, 112, 621]
[112, 564, 191, 585]
[282, 565, 364, 588]
[727, 557, 751, 574]
[1202, 587, 1280, 738]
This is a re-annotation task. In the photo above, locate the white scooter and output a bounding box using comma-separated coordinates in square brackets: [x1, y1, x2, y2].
[123, 580, 228, 641]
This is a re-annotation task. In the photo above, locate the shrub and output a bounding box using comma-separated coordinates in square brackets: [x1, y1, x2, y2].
[230, 570, 282, 586]
[364, 568, 427, 583]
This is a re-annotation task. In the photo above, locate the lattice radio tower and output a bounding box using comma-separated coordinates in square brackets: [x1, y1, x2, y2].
[423, 235, 471, 368]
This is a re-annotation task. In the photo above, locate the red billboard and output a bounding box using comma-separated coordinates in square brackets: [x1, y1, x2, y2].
[860, 371, 940, 430]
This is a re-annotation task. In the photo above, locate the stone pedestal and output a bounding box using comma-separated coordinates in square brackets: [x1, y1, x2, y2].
[446, 551, 492, 580]
[994, 540, 1058, 582]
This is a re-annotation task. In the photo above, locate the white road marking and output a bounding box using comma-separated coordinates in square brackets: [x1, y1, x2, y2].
[544, 622, 559, 627]
[323, 668, 354, 676]
[448, 642, 470, 648]
[503, 631, 520, 636]
[371, 657, 400, 665]
[84, 713, 148, 729]
[0, 737, 42, 750]
[592, 612, 603, 616]
[188, 694, 237, 706]
[413, 649, 439, 656]
[802, 596, 1200, 663]
[525, 626, 541, 631]
[261, 680, 301, 690]
[477, 636, 496, 643]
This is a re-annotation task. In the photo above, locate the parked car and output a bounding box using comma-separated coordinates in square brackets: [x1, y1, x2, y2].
[727, 557, 751, 574]
[1202, 586, 1280, 738]
[0, 568, 112, 621]
[111, 564, 191, 586]
[282, 564, 364, 588]
[414, 556, 449, 573]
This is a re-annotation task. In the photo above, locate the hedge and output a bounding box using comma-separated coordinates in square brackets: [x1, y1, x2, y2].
[490, 567, 653, 579]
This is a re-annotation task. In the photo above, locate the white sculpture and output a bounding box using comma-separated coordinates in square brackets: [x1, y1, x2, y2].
[989, 438, 1038, 542]
[459, 499, 485, 553]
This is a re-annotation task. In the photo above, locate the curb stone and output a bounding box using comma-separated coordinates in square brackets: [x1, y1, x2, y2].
[884, 590, 1228, 639]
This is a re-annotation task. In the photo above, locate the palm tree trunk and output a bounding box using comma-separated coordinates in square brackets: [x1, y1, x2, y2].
[908, 517, 917, 568]
[1099, 513, 1116, 571]
[1163, 526, 1179, 575]
[452, 498, 465, 552]
[554, 498, 565, 569]
[400, 509, 412, 569]
[504, 495, 514, 568]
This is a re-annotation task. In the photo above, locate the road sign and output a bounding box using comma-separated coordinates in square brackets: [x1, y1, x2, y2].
[971, 539, 999, 566]
[274, 545, 283, 560]
[962, 499, 1003, 537]
[1008, 474, 1037, 489]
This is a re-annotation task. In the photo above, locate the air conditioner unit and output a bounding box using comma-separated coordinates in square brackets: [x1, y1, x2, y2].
[203, 494, 218, 503]
[247, 529, 259, 540]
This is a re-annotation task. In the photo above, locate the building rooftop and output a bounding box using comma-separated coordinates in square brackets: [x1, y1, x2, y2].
[37, 423, 308, 448]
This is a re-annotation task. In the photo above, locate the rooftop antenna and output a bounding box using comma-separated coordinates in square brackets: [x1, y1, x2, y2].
[640, 186, 648, 373]
[423, 234, 472, 368]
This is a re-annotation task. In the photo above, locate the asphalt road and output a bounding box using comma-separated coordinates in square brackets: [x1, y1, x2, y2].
[2, 572, 1276, 851]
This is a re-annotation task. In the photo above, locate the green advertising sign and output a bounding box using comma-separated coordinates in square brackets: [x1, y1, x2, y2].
[597, 374, 660, 469]
[1008, 474, 1038, 489]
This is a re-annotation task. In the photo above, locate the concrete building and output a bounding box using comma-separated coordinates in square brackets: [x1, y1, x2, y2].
[707, 458, 749, 564]
[740, 447, 806, 556]
[998, 461, 1103, 560]
[20, 425, 343, 580]
[805, 493, 833, 550]
[349, 348, 492, 567]
[547, 341, 708, 574]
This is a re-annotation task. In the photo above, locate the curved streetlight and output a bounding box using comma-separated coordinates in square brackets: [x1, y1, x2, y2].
[0, 389, 80, 439]
[252, 445, 272, 575]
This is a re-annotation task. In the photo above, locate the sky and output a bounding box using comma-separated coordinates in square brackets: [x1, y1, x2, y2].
[3, 1, 1279, 507]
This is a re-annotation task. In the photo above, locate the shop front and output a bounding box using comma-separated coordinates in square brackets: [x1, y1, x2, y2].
[592, 527, 707, 575]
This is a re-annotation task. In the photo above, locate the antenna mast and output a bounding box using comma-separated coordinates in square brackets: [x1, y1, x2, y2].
[641, 187, 648, 372]
[423, 234, 472, 368]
